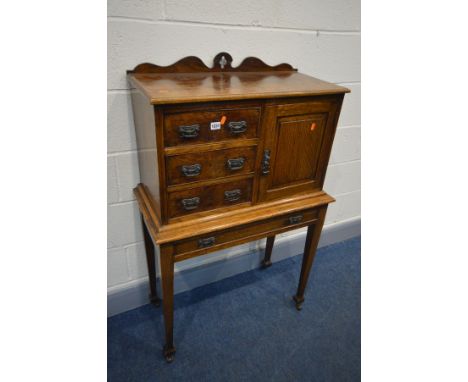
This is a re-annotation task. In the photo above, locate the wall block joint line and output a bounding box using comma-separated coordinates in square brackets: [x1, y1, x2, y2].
[107, 16, 360, 35]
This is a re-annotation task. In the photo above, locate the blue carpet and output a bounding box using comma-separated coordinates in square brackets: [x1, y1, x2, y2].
[108, 236, 360, 382]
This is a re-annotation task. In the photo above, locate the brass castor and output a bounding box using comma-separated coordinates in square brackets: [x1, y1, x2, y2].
[163, 344, 176, 363]
[149, 294, 161, 307]
[261, 259, 272, 268]
[293, 295, 304, 311]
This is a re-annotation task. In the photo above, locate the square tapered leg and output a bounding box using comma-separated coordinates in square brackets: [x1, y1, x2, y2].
[141, 216, 161, 307]
[261, 235, 276, 268]
[293, 206, 327, 310]
[159, 244, 176, 362]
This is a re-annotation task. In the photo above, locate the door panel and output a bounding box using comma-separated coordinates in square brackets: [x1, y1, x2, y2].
[258, 97, 342, 201]
[270, 113, 327, 188]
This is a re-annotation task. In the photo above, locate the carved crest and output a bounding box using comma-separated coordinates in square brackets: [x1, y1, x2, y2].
[128, 52, 297, 74]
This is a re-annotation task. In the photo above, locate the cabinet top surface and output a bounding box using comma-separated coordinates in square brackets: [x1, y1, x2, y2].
[127, 52, 349, 105]
[129, 71, 349, 105]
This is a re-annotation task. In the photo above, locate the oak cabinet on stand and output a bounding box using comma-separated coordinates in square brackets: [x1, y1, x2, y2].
[127, 53, 349, 362]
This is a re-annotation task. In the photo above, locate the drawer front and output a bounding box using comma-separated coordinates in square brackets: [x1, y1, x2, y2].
[164, 107, 260, 147]
[167, 178, 253, 219]
[166, 146, 257, 186]
[174, 208, 320, 256]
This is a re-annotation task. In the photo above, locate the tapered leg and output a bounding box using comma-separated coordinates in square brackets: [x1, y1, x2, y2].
[159, 244, 176, 363]
[261, 235, 276, 268]
[293, 206, 327, 311]
[141, 216, 161, 307]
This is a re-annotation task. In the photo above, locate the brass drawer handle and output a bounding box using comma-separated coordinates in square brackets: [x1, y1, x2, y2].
[224, 189, 241, 202]
[181, 163, 202, 177]
[198, 236, 216, 248]
[288, 214, 303, 225]
[226, 157, 245, 171]
[181, 197, 200, 211]
[228, 121, 247, 134]
[178, 124, 200, 139]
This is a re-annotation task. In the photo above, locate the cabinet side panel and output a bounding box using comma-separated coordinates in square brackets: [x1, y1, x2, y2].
[315, 94, 345, 189]
[130, 89, 161, 218]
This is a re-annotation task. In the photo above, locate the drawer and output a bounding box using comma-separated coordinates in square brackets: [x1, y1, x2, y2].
[166, 146, 257, 186]
[167, 178, 253, 219]
[174, 208, 320, 256]
[164, 107, 260, 147]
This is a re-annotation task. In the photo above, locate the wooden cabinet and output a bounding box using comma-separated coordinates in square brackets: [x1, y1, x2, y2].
[127, 52, 349, 362]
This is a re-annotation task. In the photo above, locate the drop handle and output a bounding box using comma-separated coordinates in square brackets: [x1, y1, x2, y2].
[228, 121, 247, 134]
[261, 149, 271, 175]
[198, 236, 216, 248]
[181, 163, 202, 177]
[224, 189, 242, 202]
[226, 157, 245, 171]
[181, 197, 200, 211]
[288, 214, 303, 225]
[178, 124, 200, 138]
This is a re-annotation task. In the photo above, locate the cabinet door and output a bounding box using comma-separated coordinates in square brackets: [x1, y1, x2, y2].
[258, 96, 343, 201]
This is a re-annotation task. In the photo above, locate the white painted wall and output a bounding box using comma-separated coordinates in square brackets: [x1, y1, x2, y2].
[107, 0, 360, 293]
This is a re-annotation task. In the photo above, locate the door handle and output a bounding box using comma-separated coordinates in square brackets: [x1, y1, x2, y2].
[261, 149, 271, 175]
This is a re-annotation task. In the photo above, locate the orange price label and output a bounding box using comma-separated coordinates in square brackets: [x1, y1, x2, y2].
[220, 116, 227, 125]
[310, 122, 316, 131]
